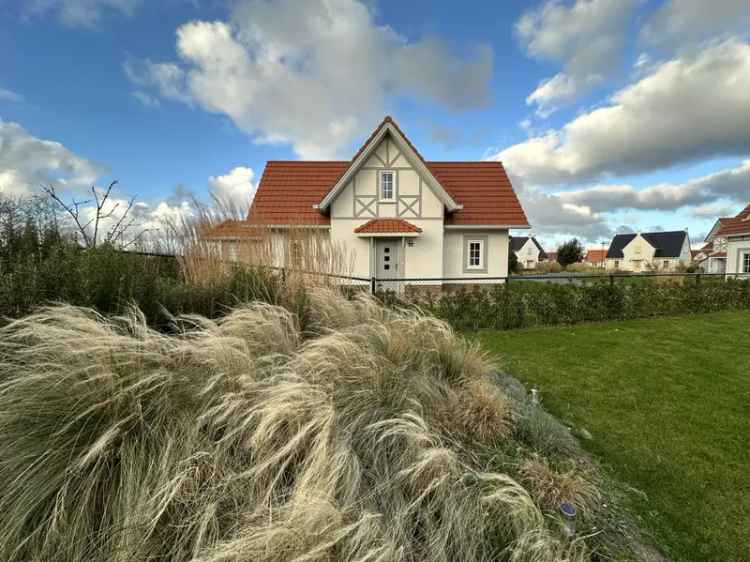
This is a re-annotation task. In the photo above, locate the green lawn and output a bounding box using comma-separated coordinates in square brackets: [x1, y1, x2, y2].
[473, 311, 750, 562]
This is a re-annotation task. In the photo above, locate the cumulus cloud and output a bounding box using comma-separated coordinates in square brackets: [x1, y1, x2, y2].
[208, 166, 255, 212]
[123, 59, 191, 104]
[23, 0, 140, 27]
[493, 39, 750, 185]
[513, 159, 750, 242]
[691, 203, 738, 219]
[557, 160, 750, 213]
[516, 0, 640, 116]
[126, 0, 492, 159]
[508, 173, 612, 241]
[642, 0, 750, 47]
[0, 119, 104, 196]
[0, 88, 23, 103]
[131, 90, 160, 108]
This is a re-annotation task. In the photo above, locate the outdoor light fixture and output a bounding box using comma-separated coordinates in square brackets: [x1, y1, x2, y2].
[560, 501, 577, 537]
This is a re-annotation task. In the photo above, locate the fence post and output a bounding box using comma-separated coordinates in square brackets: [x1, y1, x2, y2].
[281, 267, 286, 285]
[370, 276, 376, 295]
[609, 274, 614, 287]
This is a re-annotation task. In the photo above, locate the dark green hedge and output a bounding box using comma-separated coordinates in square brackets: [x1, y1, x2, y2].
[0, 246, 289, 331]
[403, 279, 750, 331]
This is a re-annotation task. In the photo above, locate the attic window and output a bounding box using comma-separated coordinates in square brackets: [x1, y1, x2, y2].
[380, 170, 395, 201]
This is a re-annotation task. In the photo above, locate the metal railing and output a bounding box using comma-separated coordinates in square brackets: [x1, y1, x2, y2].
[292, 271, 750, 294]
[111, 251, 749, 294]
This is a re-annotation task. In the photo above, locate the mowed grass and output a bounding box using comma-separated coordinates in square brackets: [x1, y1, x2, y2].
[473, 311, 750, 562]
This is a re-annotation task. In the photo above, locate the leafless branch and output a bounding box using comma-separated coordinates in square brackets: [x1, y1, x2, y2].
[42, 180, 149, 249]
[41, 185, 94, 248]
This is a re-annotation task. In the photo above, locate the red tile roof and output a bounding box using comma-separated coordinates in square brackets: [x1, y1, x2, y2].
[204, 117, 529, 239]
[354, 218, 422, 234]
[245, 160, 528, 227]
[715, 204, 750, 237]
[584, 249, 608, 263]
[248, 161, 348, 226]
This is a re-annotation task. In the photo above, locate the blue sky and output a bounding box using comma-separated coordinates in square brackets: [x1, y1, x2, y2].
[1, 0, 750, 248]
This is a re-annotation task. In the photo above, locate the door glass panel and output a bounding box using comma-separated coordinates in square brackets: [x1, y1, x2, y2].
[384, 264, 390, 270]
[384, 247, 390, 253]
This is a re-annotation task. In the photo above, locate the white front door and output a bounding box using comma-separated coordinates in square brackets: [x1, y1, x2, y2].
[375, 238, 401, 291]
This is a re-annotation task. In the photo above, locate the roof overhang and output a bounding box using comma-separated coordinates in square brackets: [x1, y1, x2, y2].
[316, 119, 462, 213]
[445, 224, 529, 230]
[356, 231, 421, 238]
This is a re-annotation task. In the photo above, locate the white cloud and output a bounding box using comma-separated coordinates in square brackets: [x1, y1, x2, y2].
[131, 90, 160, 108]
[493, 39, 750, 185]
[0, 119, 103, 196]
[515, 159, 750, 242]
[0, 88, 23, 103]
[517, 0, 640, 116]
[508, 173, 612, 241]
[124, 59, 191, 104]
[691, 203, 737, 219]
[208, 166, 255, 212]
[126, 0, 492, 159]
[642, 0, 750, 47]
[550, 159, 750, 215]
[23, 0, 140, 27]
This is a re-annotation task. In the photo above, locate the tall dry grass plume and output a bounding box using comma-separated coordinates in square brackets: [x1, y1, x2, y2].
[0, 289, 605, 561]
[162, 195, 354, 291]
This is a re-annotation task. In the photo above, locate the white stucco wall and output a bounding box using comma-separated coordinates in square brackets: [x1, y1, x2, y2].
[329, 134, 446, 280]
[443, 230, 509, 282]
[727, 237, 750, 275]
[620, 235, 656, 271]
[515, 238, 541, 269]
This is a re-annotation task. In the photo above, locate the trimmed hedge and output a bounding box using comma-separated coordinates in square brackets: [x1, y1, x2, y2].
[0, 245, 290, 330]
[403, 279, 750, 331]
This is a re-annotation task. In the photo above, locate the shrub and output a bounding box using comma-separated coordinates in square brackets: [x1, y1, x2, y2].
[407, 278, 750, 331]
[0, 290, 604, 561]
[556, 239, 585, 268]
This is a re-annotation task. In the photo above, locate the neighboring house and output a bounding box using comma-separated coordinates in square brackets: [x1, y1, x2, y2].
[701, 217, 733, 274]
[545, 251, 557, 264]
[584, 249, 607, 267]
[204, 116, 529, 288]
[510, 236, 547, 269]
[712, 204, 750, 277]
[605, 231, 691, 272]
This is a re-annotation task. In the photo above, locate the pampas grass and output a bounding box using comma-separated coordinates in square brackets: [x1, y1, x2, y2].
[0, 290, 593, 561]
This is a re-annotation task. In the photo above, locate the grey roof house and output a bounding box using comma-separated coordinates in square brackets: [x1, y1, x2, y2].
[605, 230, 691, 272]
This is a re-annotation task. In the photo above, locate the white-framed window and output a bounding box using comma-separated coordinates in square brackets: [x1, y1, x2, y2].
[663, 260, 669, 269]
[379, 170, 395, 201]
[467, 239, 483, 269]
[743, 252, 750, 274]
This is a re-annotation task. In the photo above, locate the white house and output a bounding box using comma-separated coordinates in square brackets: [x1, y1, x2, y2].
[204, 116, 529, 288]
[510, 236, 547, 269]
[712, 204, 750, 277]
[605, 231, 691, 272]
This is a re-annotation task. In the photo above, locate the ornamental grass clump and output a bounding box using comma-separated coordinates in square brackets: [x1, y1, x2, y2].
[0, 289, 600, 561]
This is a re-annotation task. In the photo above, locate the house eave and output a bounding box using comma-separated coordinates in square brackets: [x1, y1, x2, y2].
[317, 121, 461, 212]
[444, 224, 530, 230]
[355, 232, 421, 238]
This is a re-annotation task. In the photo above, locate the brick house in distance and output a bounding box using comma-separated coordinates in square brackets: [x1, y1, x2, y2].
[204, 117, 530, 288]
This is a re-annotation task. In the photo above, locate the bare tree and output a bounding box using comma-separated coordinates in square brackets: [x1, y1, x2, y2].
[42, 181, 151, 249]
